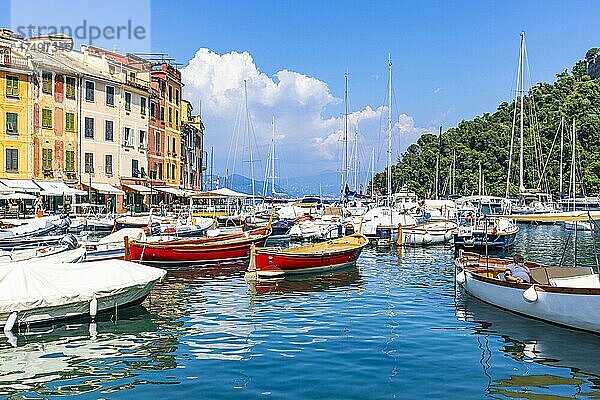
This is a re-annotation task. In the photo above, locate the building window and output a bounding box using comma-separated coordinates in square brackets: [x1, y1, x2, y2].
[42, 108, 53, 129]
[168, 107, 172, 125]
[139, 130, 146, 148]
[132, 159, 139, 177]
[65, 76, 76, 99]
[5, 149, 18, 172]
[6, 75, 19, 97]
[175, 89, 180, 106]
[65, 112, 75, 132]
[140, 97, 146, 115]
[168, 85, 172, 102]
[84, 152, 94, 173]
[85, 81, 94, 102]
[123, 127, 133, 146]
[172, 137, 176, 155]
[84, 117, 94, 139]
[125, 92, 131, 111]
[42, 72, 52, 94]
[106, 86, 115, 106]
[105, 154, 113, 175]
[151, 102, 156, 118]
[157, 162, 163, 180]
[6, 112, 17, 133]
[172, 163, 176, 179]
[155, 132, 161, 153]
[42, 148, 53, 171]
[175, 109, 179, 129]
[160, 106, 165, 121]
[105, 120, 113, 141]
[166, 162, 170, 179]
[65, 150, 75, 172]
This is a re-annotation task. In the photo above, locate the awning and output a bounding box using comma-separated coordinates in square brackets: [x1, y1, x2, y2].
[194, 188, 251, 198]
[0, 179, 40, 193]
[0, 192, 37, 200]
[89, 183, 125, 195]
[35, 180, 86, 196]
[154, 186, 188, 197]
[123, 184, 152, 194]
[0, 182, 12, 193]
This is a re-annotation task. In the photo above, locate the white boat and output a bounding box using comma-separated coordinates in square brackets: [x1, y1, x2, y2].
[0, 260, 166, 331]
[160, 216, 214, 237]
[0, 215, 70, 240]
[288, 219, 342, 241]
[455, 251, 600, 333]
[83, 228, 147, 261]
[0, 234, 79, 263]
[564, 220, 594, 231]
[399, 220, 457, 246]
[359, 206, 417, 241]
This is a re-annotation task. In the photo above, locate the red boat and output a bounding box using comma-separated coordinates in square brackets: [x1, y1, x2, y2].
[126, 226, 271, 266]
[246, 233, 368, 278]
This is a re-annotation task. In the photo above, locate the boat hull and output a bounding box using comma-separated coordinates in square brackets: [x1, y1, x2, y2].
[249, 234, 368, 278]
[453, 231, 517, 249]
[460, 271, 600, 333]
[128, 227, 271, 266]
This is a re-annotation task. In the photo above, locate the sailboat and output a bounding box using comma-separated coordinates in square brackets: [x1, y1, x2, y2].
[359, 55, 416, 243]
[564, 119, 594, 231]
[506, 32, 560, 215]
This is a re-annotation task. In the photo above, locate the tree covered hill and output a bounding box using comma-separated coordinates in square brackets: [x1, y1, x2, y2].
[373, 48, 600, 198]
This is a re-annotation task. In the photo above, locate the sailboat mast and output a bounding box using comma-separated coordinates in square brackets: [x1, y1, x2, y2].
[387, 54, 392, 203]
[572, 119, 576, 212]
[271, 116, 276, 196]
[452, 149, 456, 196]
[353, 127, 358, 192]
[342, 72, 349, 201]
[244, 80, 256, 206]
[519, 31, 526, 193]
[371, 146, 375, 196]
[559, 116, 564, 196]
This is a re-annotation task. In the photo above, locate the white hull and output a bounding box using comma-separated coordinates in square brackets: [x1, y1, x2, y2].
[564, 220, 594, 231]
[400, 221, 457, 246]
[460, 271, 600, 333]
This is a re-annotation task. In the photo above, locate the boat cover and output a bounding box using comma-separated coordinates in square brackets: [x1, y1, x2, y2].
[0, 260, 166, 313]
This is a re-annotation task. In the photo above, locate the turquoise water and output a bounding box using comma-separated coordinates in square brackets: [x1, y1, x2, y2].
[2, 225, 600, 399]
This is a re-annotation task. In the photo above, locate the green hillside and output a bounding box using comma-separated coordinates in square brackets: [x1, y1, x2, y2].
[373, 48, 600, 198]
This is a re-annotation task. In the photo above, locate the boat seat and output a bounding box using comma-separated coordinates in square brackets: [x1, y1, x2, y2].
[529, 266, 595, 286]
[549, 274, 600, 288]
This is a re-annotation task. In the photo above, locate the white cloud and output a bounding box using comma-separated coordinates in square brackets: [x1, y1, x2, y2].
[181, 48, 434, 179]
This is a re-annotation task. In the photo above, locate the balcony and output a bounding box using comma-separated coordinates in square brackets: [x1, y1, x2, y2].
[125, 74, 150, 90]
[0, 52, 29, 69]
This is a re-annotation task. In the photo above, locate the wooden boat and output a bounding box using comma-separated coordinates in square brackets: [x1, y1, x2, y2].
[398, 220, 457, 246]
[0, 260, 166, 331]
[455, 250, 600, 333]
[246, 233, 368, 278]
[126, 226, 271, 266]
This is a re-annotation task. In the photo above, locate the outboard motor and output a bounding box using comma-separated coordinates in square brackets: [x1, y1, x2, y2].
[59, 233, 79, 250]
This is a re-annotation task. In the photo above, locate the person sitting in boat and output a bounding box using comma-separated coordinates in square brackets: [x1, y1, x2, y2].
[504, 253, 530, 284]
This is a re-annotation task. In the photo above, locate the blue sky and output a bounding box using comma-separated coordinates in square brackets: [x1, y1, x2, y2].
[2, 0, 599, 184]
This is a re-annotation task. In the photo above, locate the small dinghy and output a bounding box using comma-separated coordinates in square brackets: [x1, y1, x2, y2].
[398, 220, 457, 246]
[455, 250, 600, 333]
[246, 233, 368, 279]
[0, 260, 166, 331]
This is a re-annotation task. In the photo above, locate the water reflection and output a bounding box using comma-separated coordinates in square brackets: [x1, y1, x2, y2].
[246, 266, 362, 298]
[457, 295, 600, 398]
[0, 307, 180, 397]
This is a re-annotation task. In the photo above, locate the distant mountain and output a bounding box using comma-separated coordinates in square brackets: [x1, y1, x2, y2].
[202, 171, 342, 198]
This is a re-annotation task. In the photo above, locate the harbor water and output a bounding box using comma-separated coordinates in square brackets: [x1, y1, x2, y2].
[2, 224, 600, 399]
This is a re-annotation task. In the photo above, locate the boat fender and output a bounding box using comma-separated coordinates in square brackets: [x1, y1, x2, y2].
[89, 322, 97, 340]
[3, 311, 17, 333]
[523, 285, 538, 302]
[90, 296, 98, 319]
[444, 230, 453, 240]
[456, 271, 466, 285]
[423, 233, 433, 243]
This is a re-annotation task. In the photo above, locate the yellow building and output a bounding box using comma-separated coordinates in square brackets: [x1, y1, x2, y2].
[0, 42, 32, 179]
[160, 63, 182, 187]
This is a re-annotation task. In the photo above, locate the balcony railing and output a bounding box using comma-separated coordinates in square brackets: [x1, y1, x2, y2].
[125, 74, 150, 90]
[0, 53, 29, 69]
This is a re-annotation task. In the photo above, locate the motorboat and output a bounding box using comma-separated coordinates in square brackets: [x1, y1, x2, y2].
[398, 220, 457, 246]
[82, 228, 147, 262]
[0, 260, 166, 331]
